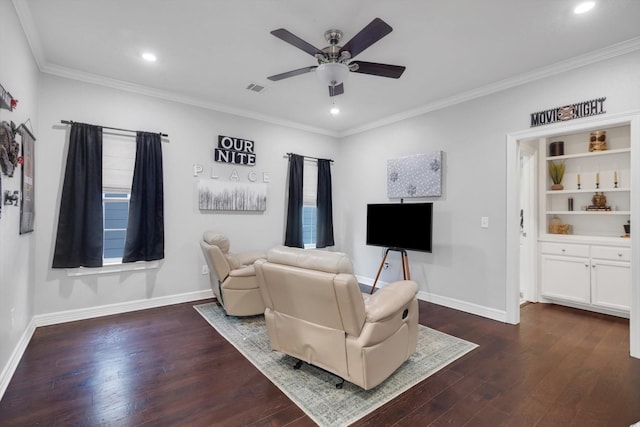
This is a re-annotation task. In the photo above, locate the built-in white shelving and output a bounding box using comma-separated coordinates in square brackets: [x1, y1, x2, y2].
[543, 125, 631, 240]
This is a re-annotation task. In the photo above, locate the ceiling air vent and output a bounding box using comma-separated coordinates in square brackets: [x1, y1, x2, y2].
[246, 83, 267, 93]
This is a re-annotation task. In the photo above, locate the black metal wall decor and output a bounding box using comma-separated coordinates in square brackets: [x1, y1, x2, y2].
[213, 135, 256, 166]
[530, 97, 606, 127]
[0, 82, 18, 111]
[4, 190, 19, 206]
[0, 121, 19, 176]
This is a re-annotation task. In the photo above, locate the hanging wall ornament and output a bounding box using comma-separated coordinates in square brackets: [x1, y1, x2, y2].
[4, 190, 19, 206]
[0, 82, 18, 111]
[0, 121, 19, 176]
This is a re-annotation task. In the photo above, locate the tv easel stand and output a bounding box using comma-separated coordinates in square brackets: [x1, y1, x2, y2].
[370, 247, 410, 294]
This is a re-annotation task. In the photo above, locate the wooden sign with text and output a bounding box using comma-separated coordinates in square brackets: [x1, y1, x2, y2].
[530, 97, 606, 127]
[214, 135, 256, 166]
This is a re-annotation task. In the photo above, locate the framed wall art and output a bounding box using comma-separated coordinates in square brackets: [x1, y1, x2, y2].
[387, 151, 443, 198]
[19, 124, 35, 233]
[198, 180, 267, 211]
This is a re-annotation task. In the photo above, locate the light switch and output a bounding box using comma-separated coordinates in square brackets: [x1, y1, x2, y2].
[481, 216, 489, 228]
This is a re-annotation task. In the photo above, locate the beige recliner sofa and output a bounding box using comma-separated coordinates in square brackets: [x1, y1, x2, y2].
[255, 246, 419, 390]
[200, 231, 265, 316]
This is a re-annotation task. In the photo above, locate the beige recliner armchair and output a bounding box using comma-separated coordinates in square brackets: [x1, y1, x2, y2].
[200, 231, 266, 316]
[255, 246, 419, 390]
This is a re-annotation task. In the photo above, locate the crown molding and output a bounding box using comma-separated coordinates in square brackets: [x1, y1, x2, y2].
[12, 0, 640, 139]
[40, 63, 339, 137]
[11, 0, 337, 137]
[339, 37, 640, 137]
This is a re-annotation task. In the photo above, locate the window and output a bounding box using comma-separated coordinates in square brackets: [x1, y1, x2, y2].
[102, 133, 135, 263]
[302, 205, 317, 248]
[103, 192, 130, 263]
[302, 160, 318, 248]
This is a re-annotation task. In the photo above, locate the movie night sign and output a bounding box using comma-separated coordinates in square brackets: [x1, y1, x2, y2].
[530, 97, 606, 127]
[214, 135, 256, 166]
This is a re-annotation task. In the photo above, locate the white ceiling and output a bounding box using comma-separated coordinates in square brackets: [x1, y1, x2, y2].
[14, 0, 640, 136]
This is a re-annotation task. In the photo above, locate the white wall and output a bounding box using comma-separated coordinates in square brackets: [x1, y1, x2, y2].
[0, 0, 39, 387]
[336, 50, 640, 318]
[34, 74, 338, 315]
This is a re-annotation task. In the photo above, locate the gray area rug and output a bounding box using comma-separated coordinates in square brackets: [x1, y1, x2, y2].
[194, 302, 478, 427]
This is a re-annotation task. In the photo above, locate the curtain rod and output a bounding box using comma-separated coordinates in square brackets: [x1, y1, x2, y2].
[285, 152, 334, 163]
[60, 120, 168, 137]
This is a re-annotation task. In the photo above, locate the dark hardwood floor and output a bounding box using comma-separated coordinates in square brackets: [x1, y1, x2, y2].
[1, 298, 639, 426]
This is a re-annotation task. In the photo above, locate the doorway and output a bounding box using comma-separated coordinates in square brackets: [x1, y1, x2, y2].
[505, 112, 640, 359]
[518, 142, 537, 304]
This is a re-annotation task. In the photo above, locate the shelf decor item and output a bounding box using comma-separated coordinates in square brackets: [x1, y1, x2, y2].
[587, 192, 611, 211]
[624, 220, 630, 235]
[588, 130, 607, 152]
[549, 215, 572, 234]
[548, 160, 565, 190]
[549, 141, 564, 156]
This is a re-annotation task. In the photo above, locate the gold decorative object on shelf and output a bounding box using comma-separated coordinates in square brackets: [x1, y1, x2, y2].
[548, 160, 565, 190]
[549, 215, 572, 234]
[588, 130, 607, 152]
[592, 192, 606, 207]
[587, 191, 611, 211]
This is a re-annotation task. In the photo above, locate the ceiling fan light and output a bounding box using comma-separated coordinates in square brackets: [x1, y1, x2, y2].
[141, 52, 157, 62]
[574, 1, 595, 14]
[316, 63, 349, 87]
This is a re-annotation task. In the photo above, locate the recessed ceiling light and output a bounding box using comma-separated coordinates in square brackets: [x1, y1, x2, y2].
[574, 1, 595, 14]
[141, 52, 157, 62]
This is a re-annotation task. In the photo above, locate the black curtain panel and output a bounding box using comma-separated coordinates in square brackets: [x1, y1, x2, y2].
[316, 158, 335, 248]
[123, 132, 164, 262]
[284, 153, 304, 248]
[52, 123, 104, 268]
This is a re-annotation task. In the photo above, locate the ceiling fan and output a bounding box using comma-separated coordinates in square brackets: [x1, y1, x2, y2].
[267, 18, 406, 97]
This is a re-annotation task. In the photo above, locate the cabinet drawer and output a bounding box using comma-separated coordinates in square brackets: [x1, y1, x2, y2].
[540, 242, 589, 257]
[591, 246, 631, 262]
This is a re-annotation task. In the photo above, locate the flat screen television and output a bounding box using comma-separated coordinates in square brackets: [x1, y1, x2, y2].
[366, 203, 433, 253]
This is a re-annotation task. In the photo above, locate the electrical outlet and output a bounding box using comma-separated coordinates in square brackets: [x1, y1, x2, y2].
[481, 216, 489, 228]
[384, 262, 390, 270]
[201, 265, 209, 275]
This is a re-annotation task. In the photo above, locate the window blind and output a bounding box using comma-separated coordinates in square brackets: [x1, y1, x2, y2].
[102, 133, 135, 191]
[303, 160, 317, 205]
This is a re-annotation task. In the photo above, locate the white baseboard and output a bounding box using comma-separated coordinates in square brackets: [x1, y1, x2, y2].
[357, 275, 508, 323]
[0, 318, 37, 400]
[417, 290, 508, 323]
[0, 289, 214, 400]
[33, 289, 214, 327]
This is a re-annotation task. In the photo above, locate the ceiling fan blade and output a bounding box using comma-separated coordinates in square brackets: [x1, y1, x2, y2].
[270, 28, 324, 57]
[329, 83, 344, 97]
[350, 61, 406, 79]
[339, 18, 393, 59]
[267, 66, 317, 81]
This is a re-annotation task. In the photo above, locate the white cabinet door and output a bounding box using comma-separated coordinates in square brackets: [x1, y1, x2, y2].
[591, 259, 631, 311]
[540, 254, 591, 303]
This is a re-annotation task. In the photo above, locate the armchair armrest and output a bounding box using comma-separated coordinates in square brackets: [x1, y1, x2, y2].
[364, 280, 418, 322]
[229, 264, 256, 277]
[227, 251, 266, 269]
